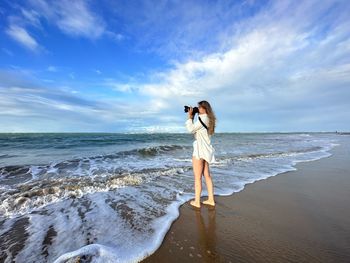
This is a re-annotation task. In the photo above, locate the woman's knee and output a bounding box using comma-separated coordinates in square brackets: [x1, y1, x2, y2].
[203, 172, 211, 180]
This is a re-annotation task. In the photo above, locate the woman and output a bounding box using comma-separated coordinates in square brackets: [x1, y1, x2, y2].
[185, 100, 216, 208]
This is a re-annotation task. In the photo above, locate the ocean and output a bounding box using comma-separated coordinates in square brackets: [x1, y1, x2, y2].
[0, 132, 340, 262]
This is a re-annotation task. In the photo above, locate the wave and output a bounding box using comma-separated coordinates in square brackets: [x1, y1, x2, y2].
[0, 166, 190, 218]
[208, 145, 329, 166]
[0, 144, 190, 181]
[0, 143, 335, 218]
[0, 154, 21, 159]
[0, 145, 330, 183]
[239, 146, 324, 159]
[117, 144, 188, 157]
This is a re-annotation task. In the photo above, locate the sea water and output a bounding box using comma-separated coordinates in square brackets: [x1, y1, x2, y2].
[0, 132, 340, 262]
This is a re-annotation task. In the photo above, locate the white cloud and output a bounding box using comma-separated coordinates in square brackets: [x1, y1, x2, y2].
[54, 0, 105, 39]
[47, 66, 57, 72]
[25, 0, 119, 40]
[20, 8, 41, 28]
[103, 78, 139, 93]
[124, 0, 350, 132]
[5, 24, 39, 51]
[4, 0, 122, 50]
[105, 31, 125, 42]
[2, 48, 13, 56]
[0, 78, 134, 132]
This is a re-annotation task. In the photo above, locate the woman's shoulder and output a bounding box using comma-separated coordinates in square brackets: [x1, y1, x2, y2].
[198, 114, 209, 123]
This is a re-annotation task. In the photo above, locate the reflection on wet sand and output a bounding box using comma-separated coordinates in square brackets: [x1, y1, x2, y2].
[193, 206, 220, 261]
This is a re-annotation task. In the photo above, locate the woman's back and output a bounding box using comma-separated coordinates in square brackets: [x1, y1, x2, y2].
[185, 113, 215, 164]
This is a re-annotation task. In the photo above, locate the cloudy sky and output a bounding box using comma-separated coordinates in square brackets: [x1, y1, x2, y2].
[0, 0, 349, 133]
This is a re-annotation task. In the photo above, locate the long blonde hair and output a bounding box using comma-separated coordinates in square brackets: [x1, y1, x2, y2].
[198, 100, 216, 136]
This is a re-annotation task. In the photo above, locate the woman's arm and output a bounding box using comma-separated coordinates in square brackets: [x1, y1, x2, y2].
[185, 106, 203, 134]
[185, 117, 204, 134]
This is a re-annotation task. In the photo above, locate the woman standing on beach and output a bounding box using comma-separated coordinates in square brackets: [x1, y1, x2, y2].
[185, 100, 216, 208]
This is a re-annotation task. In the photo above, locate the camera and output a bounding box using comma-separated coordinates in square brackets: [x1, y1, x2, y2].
[184, 105, 199, 115]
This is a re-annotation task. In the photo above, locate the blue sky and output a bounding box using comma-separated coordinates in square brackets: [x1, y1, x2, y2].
[0, 0, 349, 133]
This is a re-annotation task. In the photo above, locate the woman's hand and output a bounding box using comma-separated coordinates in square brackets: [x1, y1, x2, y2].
[188, 107, 193, 119]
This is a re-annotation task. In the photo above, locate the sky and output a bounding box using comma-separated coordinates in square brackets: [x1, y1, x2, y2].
[0, 0, 349, 133]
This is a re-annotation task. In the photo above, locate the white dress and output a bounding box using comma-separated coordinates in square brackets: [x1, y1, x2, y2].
[185, 113, 216, 164]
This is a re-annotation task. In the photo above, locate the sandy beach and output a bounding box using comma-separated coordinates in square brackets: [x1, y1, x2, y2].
[142, 134, 350, 263]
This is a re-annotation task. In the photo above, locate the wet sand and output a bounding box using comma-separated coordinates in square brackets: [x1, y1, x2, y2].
[142, 135, 350, 263]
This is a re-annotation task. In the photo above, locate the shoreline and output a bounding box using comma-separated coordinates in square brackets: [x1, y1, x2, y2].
[142, 135, 350, 262]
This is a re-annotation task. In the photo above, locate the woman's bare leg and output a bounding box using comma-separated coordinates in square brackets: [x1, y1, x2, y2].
[190, 156, 204, 208]
[202, 160, 215, 206]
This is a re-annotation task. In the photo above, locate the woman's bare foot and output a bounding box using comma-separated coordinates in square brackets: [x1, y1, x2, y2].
[190, 200, 201, 208]
[202, 199, 216, 206]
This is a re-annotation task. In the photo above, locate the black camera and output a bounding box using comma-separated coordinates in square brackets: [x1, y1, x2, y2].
[184, 105, 199, 115]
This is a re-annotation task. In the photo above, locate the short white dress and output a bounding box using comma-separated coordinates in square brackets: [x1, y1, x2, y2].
[185, 113, 216, 164]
